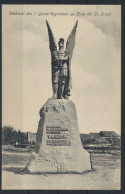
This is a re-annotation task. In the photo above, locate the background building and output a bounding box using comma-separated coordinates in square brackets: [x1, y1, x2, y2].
[80, 131, 120, 147]
[25, 132, 36, 144]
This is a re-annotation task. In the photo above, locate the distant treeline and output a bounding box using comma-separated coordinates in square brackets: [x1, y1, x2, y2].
[2, 126, 28, 145]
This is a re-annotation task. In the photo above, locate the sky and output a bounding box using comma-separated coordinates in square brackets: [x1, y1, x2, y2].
[2, 5, 121, 134]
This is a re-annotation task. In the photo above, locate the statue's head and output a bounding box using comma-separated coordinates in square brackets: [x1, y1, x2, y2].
[58, 38, 64, 49]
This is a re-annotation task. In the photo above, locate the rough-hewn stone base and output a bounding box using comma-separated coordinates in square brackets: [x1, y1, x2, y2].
[26, 99, 91, 173]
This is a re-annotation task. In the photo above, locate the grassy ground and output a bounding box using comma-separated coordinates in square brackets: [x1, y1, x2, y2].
[2, 151, 120, 190]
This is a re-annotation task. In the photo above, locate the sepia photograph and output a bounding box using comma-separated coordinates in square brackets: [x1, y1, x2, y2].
[2, 4, 121, 190]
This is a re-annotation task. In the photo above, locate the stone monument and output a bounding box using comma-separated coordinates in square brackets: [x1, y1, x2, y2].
[24, 20, 91, 173]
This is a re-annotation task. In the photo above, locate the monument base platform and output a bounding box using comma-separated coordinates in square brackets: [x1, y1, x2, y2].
[25, 99, 91, 173]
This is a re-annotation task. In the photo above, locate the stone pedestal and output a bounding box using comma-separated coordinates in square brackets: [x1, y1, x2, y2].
[26, 99, 91, 173]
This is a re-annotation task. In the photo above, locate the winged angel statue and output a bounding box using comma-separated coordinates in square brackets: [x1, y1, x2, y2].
[46, 20, 78, 99]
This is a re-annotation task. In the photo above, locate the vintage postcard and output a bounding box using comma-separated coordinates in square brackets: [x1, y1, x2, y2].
[2, 4, 121, 190]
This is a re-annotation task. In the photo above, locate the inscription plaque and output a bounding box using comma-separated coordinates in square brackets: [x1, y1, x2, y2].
[46, 126, 71, 146]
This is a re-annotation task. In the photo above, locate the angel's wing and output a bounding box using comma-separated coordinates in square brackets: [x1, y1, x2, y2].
[46, 20, 57, 53]
[65, 20, 78, 58]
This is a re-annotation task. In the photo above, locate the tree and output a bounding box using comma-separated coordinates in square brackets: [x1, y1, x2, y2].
[16, 130, 28, 144]
[2, 126, 28, 145]
[2, 126, 16, 144]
